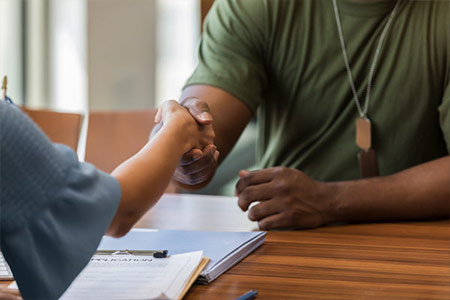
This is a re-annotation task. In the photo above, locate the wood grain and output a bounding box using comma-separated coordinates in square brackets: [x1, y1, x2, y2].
[185, 220, 450, 299]
[2, 195, 448, 299]
[138, 195, 449, 299]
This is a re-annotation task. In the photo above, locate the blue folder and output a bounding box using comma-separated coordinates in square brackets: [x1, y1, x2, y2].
[98, 229, 267, 284]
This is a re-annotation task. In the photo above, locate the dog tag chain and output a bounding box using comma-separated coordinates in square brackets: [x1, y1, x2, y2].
[332, 0, 401, 177]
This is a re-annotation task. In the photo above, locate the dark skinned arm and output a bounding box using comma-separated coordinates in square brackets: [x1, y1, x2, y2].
[236, 156, 450, 230]
[178, 85, 450, 229]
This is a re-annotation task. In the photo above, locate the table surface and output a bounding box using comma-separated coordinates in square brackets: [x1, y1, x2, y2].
[137, 194, 450, 299]
[2, 194, 449, 299]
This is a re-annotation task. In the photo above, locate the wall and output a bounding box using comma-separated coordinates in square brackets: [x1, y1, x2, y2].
[87, 0, 156, 110]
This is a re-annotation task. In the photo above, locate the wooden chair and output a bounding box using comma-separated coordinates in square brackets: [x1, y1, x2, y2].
[85, 110, 157, 173]
[22, 107, 83, 151]
[85, 109, 177, 193]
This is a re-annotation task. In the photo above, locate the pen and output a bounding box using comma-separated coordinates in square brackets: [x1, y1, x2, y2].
[1, 76, 13, 104]
[236, 289, 258, 300]
[96, 249, 169, 258]
[1, 76, 7, 101]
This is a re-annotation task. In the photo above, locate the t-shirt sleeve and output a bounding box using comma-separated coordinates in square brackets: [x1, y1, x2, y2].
[0, 101, 121, 299]
[439, 80, 450, 153]
[184, 0, 268, 113]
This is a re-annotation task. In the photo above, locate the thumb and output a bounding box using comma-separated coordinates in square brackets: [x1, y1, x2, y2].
[181, 97, 213, 125]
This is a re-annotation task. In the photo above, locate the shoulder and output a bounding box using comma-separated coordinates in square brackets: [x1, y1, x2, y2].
[205, 0, 269, 35]
[204, 0, 309, 52]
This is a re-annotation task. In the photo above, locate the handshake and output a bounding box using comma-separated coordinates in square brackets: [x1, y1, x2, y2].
[151, 97, 220, 189]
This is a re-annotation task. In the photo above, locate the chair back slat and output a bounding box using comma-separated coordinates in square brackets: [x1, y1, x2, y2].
[22, 107, 82, 151]
[85, 110, 157, 173]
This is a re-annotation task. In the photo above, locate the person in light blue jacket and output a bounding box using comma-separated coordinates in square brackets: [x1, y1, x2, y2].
[0, 98, 213, 299]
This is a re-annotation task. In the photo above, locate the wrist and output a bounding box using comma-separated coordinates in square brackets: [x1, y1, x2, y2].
[322, 181, 348, 224]
[159, 120, 195, 153]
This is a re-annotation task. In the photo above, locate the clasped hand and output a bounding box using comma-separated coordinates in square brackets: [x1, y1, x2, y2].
[151, 98, 219, 187]
[236, 167, 336, 230]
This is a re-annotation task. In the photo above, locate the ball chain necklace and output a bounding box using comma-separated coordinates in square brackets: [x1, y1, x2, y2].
[332, 0, 402, 177]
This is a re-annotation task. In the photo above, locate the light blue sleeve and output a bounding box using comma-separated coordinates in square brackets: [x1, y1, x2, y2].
[0, 101, 121, 299]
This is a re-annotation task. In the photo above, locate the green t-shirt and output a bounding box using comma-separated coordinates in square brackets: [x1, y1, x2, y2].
[185, 0, 450, 181]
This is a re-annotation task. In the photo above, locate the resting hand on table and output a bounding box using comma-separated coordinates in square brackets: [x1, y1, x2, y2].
[235, 167, 336, 230]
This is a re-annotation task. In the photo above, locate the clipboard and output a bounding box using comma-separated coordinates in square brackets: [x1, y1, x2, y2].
[96, 249, 169, 258]
[0, 252, 13, 280]
[59, 250, 209, 300]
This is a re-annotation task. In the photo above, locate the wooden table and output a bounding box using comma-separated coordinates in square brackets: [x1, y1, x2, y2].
[138, 194, 450, 299]
[1, 194, 448, 299]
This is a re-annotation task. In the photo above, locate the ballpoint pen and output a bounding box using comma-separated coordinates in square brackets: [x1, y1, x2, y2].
[1, 76, 7, 101]
[96, 249, 169, 258]
[236, 289, 258, 300]
[1, 76, 13, 104]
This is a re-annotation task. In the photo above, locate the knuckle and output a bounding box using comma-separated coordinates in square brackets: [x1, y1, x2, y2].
[238, 176, 249, 188]
[273, 166, 287, 176]
[235, 181, 244, 194]
[274, 181, 288, 194]
[194, 101, 206, 111]
[240, 188, 252, 201]
[274, 166, 284, 172]
[248, 207, 260, 221]
[237, 197, 248, 210]
[163, 99, 177, 110]
[248, 212, 257, 222]
[180, 96, 197, 106]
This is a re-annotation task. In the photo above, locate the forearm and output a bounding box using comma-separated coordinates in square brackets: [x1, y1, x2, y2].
[107, 126, 189, 237]
[329, 156, 450, 223]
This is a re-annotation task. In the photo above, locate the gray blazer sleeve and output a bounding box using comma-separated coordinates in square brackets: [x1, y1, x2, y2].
[0, 101, 121, 299]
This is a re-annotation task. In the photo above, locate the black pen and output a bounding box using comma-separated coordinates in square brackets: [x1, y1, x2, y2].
[236, 289, 258, 300]
[96, 249, 169, 258]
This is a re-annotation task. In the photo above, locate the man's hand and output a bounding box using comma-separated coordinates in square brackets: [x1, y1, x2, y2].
[174, 97, 220, 188]
[235, 167, 336, 230]
[173, 143, 219, 186]
[150, 97, 219, 188]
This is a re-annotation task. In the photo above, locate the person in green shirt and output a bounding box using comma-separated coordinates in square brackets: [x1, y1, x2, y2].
[172, 0, 450, 230]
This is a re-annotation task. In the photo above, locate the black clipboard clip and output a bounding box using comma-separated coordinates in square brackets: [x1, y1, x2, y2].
[96, 249, 169, 258]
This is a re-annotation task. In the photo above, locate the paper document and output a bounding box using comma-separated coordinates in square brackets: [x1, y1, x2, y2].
[0, 252, 13, 280]
[99, 229, 267, 284]
[60, 251, 204, 300]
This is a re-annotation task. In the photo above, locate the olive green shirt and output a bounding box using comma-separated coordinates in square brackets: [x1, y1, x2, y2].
[185, 0, 450, 181]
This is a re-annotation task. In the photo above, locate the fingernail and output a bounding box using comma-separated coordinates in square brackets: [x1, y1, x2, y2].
[239, 170, 249, 177]
[200, 112, 213, 121]
[213, 151, 220, 163]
